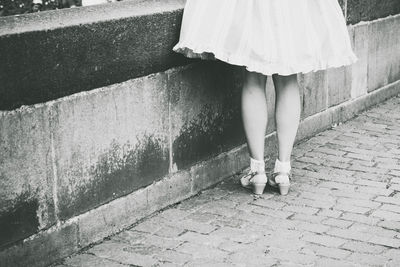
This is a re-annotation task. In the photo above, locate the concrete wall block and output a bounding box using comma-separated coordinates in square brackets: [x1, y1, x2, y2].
[168, 62, 246, 171]
[190, 148, 246, 194]
[299, 70, 328, 119]
[265, 77, 277, 135]
[147, 170, 192, 213]
[51, 73, 170, 221]
[347, 0, 400, 25]
[0, 221, 78, 267]
[0, 0, 188, 110]
[368, 16, 400, 92]
[0, 106, 56, 248]
[328, 65, 352, 107]
[78, 187, 148, 248]
[351, 23, 369, 98]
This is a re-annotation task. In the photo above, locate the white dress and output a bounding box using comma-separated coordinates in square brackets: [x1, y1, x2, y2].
[173, 0, 357, 76]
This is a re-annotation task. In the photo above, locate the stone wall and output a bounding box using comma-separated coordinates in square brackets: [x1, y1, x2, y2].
[1, 0, 400, 266]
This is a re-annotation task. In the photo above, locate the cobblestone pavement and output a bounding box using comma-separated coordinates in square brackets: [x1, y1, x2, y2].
[57, 96, 400, 267]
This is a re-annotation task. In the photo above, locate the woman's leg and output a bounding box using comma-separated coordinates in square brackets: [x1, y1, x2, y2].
[272, 74, 301, 163]
[241, 71, 268, 161]
[240, 71, 268, 194]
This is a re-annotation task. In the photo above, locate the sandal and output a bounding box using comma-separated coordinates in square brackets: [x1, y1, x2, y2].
[268, 171, 291, 195]
[240, 171, 268, 195]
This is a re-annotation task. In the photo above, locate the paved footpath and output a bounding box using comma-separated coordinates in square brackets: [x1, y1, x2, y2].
[56, 96, 400, 267]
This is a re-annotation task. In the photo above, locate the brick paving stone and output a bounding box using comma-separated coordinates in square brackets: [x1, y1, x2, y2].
[175, 243, 228, 260]
[337, 198, 382, 209]
[154, 250, 193, 265]
[314, 258, 359, 267]
[326, 228, 372, 242]
[368, 236, 400, 249]
[341, 240, 387, 254]
[322, 218, 353, 228]
[292, 220, 331, 234]
[317, 209, 343, 218]
[176, 219, 218, 234]
[371, 210, 400, 221]
[87, 241, 158, 266]
[378, 220, 400, 231]
[346, 252, 389, 266]
[62, 97, 400, 267]
[302, 233, 347, 247]
[348, 223, 399, 238]
[356, 186, 393, 196]
[226, 250, 277, 266]
[177, 231, 224, 247]
[374, 196, 400, 206]
[268, 248, 319, 265]
[252, 206, 294, 219]
[282, 204, 319, 215]
[110, 230, 148, 245]
[64, 254, 127, 267]
[154, 225, 186, 238]
[340, 212, 382, 225]
[333, 203, 371, 214]
[302, 244, 351, 259]
[140, 234, 183, 249]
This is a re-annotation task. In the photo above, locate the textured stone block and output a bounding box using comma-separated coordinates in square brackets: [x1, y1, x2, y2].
[351, 23, 369, 98]
[265, 77, 277, 134]
[169, 62, 246, 170]
[347, 0, 400, 25]
[0, 106, 55, 248]
[299, 70, 328, 118]
[52, 73, 170, 221]
[78, 188, 148, 248]
[328, 66, 352, 107]
[0, 222, 78, 267]
[0, 0, 188, 110]
[368, 16, 400, 92]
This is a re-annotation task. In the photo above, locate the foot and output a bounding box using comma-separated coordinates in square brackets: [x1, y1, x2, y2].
[268, 171, 291, 195]
[240, 171, 268, 195]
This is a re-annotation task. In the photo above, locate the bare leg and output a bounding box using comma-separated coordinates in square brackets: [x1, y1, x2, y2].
[272, 74, 301, 162]
[241, 71, 268, 161]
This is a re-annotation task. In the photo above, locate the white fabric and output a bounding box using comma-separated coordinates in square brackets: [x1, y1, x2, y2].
[173, 0, 357, 75]
[274, 159, 291, 173]
[250, 157, 265, 173]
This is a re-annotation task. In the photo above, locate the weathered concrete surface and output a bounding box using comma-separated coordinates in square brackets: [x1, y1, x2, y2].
[52, 73, 170, 220]
[0, 222, 78, 267]
[169, 62, 246, 170]
[328, 66, 352, 107]
[1, 8, 400, 267]
[0, 106, 56, 248]
[299, 70, 328, 119]
[0, 0, 187, 110]
[2, 0, 400, 110]
[61, 95, 400, 267]
[347, 0, 400, 24]
[350, 23, 369, 98]
[367, 15, 400, 92]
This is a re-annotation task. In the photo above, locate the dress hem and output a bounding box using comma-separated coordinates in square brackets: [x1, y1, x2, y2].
[173, 43, 358, 76]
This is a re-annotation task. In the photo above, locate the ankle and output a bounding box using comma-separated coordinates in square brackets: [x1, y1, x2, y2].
[250, 157, 265, 173]
[274, 159, 291, 173]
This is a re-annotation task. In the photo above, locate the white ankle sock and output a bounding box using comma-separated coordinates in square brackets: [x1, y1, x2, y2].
[250, 157, 265, 173]
[274, 159, 291, 173]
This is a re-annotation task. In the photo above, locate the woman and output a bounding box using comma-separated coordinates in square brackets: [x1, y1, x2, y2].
[173, 0, 357, 195]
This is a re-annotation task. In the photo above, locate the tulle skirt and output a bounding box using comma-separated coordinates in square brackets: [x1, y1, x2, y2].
[173, 0, 357, 75]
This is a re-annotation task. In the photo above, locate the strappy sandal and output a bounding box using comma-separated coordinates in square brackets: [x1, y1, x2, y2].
[240, 171, 268, 195]
[268, 171, 291, 195]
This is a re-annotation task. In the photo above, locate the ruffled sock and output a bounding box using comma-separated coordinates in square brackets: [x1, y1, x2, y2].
[250, 157, 265, 173]
[274, 159, 291, 173]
